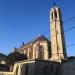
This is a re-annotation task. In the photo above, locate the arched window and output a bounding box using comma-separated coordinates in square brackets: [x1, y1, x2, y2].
[39, 45, 44, 51]
[52, 11, 54, 20]
[38, 45, 44, 59]
[54, 9, 57, 19]
[35, 45, 38, 59]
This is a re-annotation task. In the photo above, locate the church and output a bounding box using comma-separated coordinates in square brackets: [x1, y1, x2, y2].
[12, 4, 67, 75]
[0, 2, 75, 75]
[17, 5, 67, 62]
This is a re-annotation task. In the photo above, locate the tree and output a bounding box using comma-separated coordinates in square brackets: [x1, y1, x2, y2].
[6, 51, 28, 66]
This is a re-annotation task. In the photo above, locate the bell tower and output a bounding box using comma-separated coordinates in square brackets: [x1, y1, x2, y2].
[50, 5, 67, 62]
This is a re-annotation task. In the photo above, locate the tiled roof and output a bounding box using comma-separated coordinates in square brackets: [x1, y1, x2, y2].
[18, 35, 50, 49]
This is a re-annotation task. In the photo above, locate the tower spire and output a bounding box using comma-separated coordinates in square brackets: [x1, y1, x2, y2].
[50, 5, 67, 62]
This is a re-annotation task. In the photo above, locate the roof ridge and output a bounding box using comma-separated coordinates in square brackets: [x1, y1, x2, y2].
[17, 35, 50, 49]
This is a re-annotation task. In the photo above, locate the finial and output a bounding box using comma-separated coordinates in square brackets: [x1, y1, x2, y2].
[53, 0, 56, 7]
[54, 1, 56, 6]
[22, 42, 24, 46]
[14, 47, 17, 52]
[15, 47, 17, 50]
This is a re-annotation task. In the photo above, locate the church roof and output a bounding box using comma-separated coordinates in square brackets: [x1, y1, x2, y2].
[26, 35, 50, 44]
[18, 35, 50, 49]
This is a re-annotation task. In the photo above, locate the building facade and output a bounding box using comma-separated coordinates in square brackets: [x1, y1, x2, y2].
[17, 35, 51, 60]
[16, 5, 67, 62]
[61, 57, 75, 75]
[50, 6, 67, 62]
[0, 4, 75, 75]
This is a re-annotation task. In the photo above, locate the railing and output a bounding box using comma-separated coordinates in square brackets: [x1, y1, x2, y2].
[0, 64, 18, 75]
[0, 60, 35, 75]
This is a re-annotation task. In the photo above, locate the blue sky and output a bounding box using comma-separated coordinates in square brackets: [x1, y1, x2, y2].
[0, 0, 75, 56]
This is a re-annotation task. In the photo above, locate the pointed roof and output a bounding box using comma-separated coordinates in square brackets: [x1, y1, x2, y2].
[18, 35, 50, 49]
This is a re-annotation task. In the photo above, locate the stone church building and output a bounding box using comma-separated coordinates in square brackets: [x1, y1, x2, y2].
[0, 4, 75, 75]
[17, 5, 67, 62]
[11, 5, 67, 75]
[18, 35, 51, 60]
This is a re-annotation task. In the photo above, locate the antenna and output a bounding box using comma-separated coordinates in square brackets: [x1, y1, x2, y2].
[53, 0, 56, 7]
[54, 1, 56, 6]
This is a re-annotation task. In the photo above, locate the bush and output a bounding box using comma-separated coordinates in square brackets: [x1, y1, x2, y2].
[6, 51, 28, 65]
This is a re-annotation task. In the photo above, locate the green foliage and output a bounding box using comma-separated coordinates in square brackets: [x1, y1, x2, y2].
[6, 51, 28, 65]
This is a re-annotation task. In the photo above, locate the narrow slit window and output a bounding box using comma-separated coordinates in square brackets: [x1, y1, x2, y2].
[52, 11, 53, 20]
[54, 9, 57, 19]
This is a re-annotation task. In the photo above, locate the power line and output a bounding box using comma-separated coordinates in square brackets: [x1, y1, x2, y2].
[43, 30, 50, 35]
[63, 16, 75, 24]
[44, 25, 75, 38]
[43, 25, 75, 49]
[67, 43, 75, 48]
[43, 16, 75, 36]
[62, 0, 73, 8]
[65, 25, 75, 32]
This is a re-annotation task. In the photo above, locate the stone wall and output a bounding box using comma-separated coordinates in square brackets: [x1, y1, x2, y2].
[0, 60, 60, 75]
[0, 63, 18, 75]
[61, 58, 75, 75]
[35, 60, 61, 75]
